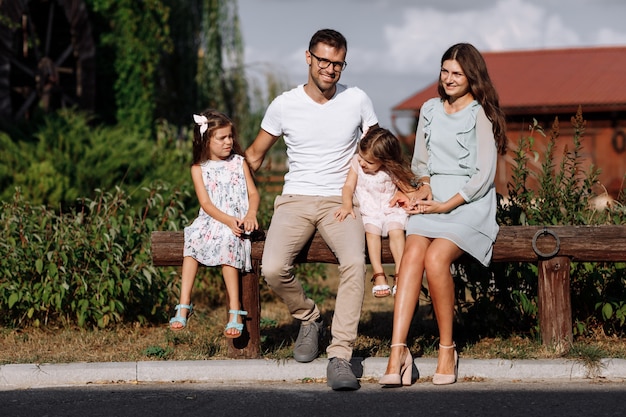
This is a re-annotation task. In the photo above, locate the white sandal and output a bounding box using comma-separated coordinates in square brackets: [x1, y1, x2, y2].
[371, 272, 391, 298]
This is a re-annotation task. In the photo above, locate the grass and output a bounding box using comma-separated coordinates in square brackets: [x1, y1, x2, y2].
[1, 265, 625, 365]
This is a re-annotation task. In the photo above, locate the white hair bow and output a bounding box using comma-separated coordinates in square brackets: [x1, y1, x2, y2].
[193, 114, 209, 136]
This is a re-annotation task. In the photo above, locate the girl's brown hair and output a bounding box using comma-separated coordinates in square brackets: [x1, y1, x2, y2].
[359, 127, 415, 192]
[192, 110, 244, 165]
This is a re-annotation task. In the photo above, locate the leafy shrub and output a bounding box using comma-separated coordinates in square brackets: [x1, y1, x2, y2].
[0, 183, 189, 328]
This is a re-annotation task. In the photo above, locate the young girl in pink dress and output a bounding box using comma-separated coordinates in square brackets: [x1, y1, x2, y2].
[169, 110, 260, 338]
[335, 127, 415, 298]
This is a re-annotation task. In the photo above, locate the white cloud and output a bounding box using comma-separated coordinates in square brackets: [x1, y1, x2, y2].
[382, 8, 449, 75]
[372, 0, 588, 75]
[480, 0, 547, 49]
[540, 15, 580, 48]
[592, 28, 626, 46]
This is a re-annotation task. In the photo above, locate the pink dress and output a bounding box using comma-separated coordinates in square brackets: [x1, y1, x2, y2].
[183, 154, 252, 271]
[351, 155, 407, 236]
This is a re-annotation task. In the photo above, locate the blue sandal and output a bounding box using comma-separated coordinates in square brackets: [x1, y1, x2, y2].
[224, 309, 248, 338]
[169, 303, 193, 330]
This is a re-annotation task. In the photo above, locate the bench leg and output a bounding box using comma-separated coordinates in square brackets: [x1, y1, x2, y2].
[538, 256, 573, 352]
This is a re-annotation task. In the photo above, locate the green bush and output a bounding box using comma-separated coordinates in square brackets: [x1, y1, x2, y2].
[0, 109, 202, 219]
[0, 183, 189, 328]
[0, 175, 321, 329]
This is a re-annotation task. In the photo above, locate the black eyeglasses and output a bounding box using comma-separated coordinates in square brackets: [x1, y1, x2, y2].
[308, 50, 347, 72]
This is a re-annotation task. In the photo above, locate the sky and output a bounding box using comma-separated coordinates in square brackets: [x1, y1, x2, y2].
[237, 0, 626, 134]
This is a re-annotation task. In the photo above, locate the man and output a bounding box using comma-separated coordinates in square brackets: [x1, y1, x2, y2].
[245, 28, 378, 391]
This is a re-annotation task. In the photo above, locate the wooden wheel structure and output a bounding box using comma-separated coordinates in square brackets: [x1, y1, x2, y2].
[0, 0, 95, 121]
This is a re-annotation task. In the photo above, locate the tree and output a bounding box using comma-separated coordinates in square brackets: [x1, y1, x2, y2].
[88, 0, 172, 133]
[195, 0, 249, 128]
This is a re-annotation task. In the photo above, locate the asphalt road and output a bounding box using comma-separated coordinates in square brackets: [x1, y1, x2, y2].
[2, 380, 625, 417]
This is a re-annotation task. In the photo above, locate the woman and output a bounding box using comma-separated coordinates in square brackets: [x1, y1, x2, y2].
[380, 43, 507, 387]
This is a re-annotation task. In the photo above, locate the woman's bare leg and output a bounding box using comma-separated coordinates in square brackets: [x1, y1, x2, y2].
[384, 235, 429, 374]
[424, 238, 463, 375]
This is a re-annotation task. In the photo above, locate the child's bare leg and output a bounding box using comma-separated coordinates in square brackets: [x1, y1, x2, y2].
[170, 256, 198, 330]
[366, 232, 384, 274]
[222, 265, 243, 337]
[387, 229, 406, 294]
[366, 232, 390, 297]
[388, 229, 406, 275]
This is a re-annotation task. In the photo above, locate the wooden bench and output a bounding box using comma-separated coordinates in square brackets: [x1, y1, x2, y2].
[151, 225, 626, 358]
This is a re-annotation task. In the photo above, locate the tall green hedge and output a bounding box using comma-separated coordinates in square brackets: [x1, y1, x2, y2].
[0, 183, 189, 328]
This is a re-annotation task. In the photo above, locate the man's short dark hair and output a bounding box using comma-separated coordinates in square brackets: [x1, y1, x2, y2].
[309, 29, 347, 52]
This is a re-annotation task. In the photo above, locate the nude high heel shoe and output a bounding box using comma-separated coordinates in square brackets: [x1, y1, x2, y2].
[432, 343, 458, 385]
[379, 343, 413, 387]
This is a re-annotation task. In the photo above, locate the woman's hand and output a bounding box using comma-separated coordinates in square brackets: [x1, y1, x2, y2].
[414, 183, 432, 202]
[406, 184, 433, 212]
[406, 199, 441, 215]
[407, 193, 465, 215]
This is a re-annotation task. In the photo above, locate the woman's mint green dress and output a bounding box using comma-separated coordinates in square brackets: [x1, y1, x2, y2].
[406, 98, 499, 267]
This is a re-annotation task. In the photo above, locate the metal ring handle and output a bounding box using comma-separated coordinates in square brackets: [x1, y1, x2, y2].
[531, 228, 560, 258]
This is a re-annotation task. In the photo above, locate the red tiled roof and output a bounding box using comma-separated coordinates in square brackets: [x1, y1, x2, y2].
[392, 46, 626, 115]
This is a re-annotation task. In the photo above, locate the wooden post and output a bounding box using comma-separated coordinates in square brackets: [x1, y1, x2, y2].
[228, 260, 261, 358]
[538, 256, 573, 352]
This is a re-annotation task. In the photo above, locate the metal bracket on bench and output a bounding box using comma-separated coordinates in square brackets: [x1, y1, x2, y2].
[531, 227, 561, 258]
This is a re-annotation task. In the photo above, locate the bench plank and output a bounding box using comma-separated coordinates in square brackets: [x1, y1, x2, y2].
[151, 225, 626, 266]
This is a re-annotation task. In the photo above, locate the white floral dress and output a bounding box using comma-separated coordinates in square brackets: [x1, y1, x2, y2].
[183, 154, 252, 271]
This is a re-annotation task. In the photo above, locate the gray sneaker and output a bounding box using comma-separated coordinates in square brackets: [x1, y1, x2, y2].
[293, 319, 324, 363]
[326, 357, 360, 391]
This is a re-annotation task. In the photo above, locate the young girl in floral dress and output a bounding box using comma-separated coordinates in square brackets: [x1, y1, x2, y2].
[169, 110, 260, 338]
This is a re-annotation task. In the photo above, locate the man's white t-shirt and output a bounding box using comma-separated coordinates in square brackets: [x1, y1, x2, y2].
[261, 84, 378, 196]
